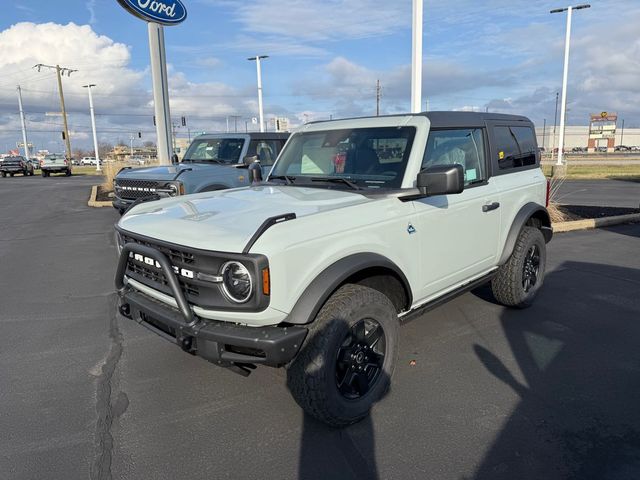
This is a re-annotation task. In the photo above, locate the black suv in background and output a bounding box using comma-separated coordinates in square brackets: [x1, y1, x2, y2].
[0, 156, 34, 177]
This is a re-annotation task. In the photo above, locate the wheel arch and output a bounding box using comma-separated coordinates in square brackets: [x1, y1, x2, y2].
[284, 253, 413, 325]
[499, 202, 552, 265]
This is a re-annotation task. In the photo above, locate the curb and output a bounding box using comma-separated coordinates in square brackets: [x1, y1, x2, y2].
[553, 212, 640, 233]
[88, 185, 113, 208]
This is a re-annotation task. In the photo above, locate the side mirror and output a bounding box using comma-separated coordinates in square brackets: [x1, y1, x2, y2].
[416, 164, 464, 196]
[243, 155, 258, 166]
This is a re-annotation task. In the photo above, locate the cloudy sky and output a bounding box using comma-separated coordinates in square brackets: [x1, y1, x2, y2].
[0, 0, 638, 153]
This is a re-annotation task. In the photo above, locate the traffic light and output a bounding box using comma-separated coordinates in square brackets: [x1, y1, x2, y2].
[61, 131, 66, 140]
[138, 132, 142, 138]
[181, 116, 186, 127]
[153, 116, 156, 126]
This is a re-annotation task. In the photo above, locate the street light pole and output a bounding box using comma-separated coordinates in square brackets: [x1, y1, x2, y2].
[16, 85, 30, 161]
[248, 55, 268, 133]
[551, 3, 590, 166]
[83, 84, 101, 172]
[410, 0, 423, 113]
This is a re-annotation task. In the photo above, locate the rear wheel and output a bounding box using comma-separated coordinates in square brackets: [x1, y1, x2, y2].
[1, 172, 6, 177]
[10, 172, 14, 177]
[491, 226, 546, 308]
[287, 284, 398, 427]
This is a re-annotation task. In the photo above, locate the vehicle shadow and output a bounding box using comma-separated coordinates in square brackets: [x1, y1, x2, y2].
[298, 413, 380, 480]
[470, 261, 640, 480]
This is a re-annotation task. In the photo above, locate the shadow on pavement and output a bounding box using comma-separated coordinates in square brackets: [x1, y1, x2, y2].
[298, 414, 380, 480]
[471, 261, 640, 480]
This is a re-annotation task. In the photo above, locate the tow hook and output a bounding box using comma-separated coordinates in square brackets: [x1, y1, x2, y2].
[119, 303, 131, 318]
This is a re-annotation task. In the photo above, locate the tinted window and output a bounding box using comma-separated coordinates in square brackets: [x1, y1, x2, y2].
[246, 140, 282, 166]
[183, 138, 245, 163]
[494, 126, 537, 170]
[272, 127, 416, 189]
[422, 128, 486, 186]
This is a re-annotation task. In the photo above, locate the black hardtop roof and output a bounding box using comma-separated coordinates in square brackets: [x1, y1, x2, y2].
[195, 132, 289, 140]
[424, 111, 531, 127]
[308, 111, 533, 128]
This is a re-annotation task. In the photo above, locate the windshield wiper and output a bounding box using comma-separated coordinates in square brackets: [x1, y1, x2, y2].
[269, 174, 296, 185]
[310, 176, 361, 190]
[182, 158, 225, 164]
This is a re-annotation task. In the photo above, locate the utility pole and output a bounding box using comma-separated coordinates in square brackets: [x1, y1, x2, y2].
[248, 55, 268, 132]
[376, 79, 381, 116]
[550, 3, 590, 166]
[16, 85, 30, 160]
[82, 84, 101, 171]
[542, 118, 547, 151]
[34, 64, 76, 161]
[620, 118, 625, 146]
[130, 134, 134, 158]
[410, 0, 423, 113]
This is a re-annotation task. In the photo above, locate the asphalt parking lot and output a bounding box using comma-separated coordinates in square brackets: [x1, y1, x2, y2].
[1, 175, 640, 480]
[556, 179, 640, 208]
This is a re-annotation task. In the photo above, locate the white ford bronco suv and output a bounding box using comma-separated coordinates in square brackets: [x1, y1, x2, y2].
[115, 112, 552, 427]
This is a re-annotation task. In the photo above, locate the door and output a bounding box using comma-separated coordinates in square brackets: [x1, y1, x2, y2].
[412, 127, 501, 301]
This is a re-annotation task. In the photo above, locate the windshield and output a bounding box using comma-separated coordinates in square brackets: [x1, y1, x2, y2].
[182, 138, 245, 164]
[270, 127, 416, 189]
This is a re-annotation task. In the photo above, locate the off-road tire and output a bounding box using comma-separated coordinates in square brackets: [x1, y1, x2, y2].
[491, 226, 546, 308]
[1, 172, 6, 177]
[286, 284, 398, 427]
[10, 172, 14, 177]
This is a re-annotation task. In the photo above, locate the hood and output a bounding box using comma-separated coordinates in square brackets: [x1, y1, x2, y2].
[118, 185, 374, 253]
[116, 162, 234, 181]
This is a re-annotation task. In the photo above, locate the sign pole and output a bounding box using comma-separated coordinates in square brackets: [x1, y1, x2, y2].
[148, 22, 173, 165]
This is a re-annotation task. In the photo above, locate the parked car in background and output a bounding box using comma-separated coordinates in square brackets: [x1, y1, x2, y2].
[80, 157, 98, 165]
[0, 156, 34, 177]
[112, 132, 290, 214]
[41, 154, 72, 177]
[28, 159, 40, 170]
[127, 156, 147, 165]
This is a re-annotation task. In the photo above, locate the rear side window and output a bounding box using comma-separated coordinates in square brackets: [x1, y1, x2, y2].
[246, 139, 282, 166]
[494, 126, 537, 170]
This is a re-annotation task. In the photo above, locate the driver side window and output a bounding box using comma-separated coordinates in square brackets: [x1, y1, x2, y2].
[422, 128, 486, 186]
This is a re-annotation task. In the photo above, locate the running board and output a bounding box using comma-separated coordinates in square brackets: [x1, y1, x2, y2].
[399, 271, 496, 324]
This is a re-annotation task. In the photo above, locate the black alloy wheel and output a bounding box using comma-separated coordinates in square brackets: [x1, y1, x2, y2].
[522, 245, 541, 293]
[335, 318, 386, 399]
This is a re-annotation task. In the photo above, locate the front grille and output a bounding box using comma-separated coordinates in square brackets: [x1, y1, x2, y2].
[122, 234, 199, 297]
[118, 229, 269, 312]
[115, 179, 161, 200]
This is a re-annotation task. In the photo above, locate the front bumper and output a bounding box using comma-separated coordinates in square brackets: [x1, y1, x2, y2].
[112, 196, 134, 211]
[115, 242, 307, 368]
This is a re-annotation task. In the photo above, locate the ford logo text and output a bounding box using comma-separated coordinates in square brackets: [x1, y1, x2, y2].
[117, 0, 187, 26]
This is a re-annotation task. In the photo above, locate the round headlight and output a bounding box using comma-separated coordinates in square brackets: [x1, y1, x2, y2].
[221, 261, 252, 303]
[167, 183, 179, 196]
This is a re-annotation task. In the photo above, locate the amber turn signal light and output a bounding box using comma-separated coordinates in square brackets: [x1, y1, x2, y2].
[262, 268, 270, 296]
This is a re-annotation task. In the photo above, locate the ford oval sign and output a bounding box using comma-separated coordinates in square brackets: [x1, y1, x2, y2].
[117, 0, 187, 26]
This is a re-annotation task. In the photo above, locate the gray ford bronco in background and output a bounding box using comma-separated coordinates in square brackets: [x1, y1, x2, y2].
[112, 132, 289, 213]
[115, 112, 552, 427]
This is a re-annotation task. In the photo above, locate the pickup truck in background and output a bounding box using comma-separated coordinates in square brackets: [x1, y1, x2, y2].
[113, 132, 289, 214]
[0, 156, 34, 177]
[41, 154, 72, 177]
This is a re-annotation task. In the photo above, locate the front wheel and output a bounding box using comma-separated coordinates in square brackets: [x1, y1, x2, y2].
[491, 226, 546, 308]
[1, 172, 6, 177]
[287, 284, 398, 427]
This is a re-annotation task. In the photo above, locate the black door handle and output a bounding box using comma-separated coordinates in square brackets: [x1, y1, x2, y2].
[482, 202, 500, 212]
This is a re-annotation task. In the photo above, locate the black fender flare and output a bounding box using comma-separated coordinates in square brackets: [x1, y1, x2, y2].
[284, 253, 412, 325]
[196, 184, 229, 193]
[499, 202, 552, 265]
